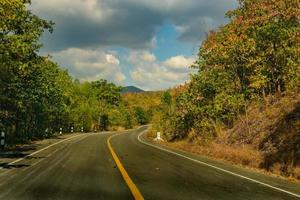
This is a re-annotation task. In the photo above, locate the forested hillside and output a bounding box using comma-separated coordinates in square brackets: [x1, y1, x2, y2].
[151, 0, 300, 179]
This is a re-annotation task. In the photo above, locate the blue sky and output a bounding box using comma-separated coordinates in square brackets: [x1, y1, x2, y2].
[113, 23, 198, 87]
[31, 0, 237, 90]
[154, 23, 197, 60]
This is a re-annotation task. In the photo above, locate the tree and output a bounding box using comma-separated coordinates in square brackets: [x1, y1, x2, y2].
[155, 0, 300, 142]
[99, 114, 109, 131]
[0, 0, 55, 142]
[133, 107, 149, 125]
[161, 91, 172, 106]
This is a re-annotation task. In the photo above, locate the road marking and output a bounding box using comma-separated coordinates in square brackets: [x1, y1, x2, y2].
[107, 134, 144, 200]
[7, 134, 86, 166]
[137, 130, 300, 199]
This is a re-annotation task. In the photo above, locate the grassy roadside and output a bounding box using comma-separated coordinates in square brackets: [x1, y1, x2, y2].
[148, 136, 300, 183]
[147, 127, 300, 183]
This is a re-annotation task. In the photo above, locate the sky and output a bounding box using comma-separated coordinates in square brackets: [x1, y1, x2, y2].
[30, 0, 237, 90]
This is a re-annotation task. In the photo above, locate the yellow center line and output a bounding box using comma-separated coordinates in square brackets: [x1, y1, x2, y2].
[107, 135, 144, 200]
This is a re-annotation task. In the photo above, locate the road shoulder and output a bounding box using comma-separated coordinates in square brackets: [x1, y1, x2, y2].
[137, 129, 300, 198]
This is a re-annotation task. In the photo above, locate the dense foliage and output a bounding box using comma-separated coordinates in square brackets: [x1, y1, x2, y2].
[0, 0, 151, 145]
[156, 0, 300, 142]
[148, 0, 300, 178]
[122, 92, 163, 126]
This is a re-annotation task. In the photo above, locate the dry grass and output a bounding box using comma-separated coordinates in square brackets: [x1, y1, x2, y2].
[293, 167, 300, 180]
[158, 139, 300, 182]
[164, 140, 262, 168]
[228, 93, 300, 148]
[156, 140, 300, 182]
[109, 126, 125, 131]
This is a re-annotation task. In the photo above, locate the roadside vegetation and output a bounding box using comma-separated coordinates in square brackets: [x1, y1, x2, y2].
[1, 0, 300, 181]
[0, 0, 157, 145]
[151, 0, 300, 180]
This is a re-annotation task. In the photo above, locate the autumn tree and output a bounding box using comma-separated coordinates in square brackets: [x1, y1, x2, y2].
[157, 0, 300, 141]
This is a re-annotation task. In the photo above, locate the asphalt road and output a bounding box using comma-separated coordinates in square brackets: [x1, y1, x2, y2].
[0, 126, 299, 200]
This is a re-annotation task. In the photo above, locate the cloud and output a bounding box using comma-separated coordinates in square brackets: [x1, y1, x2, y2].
[50, 48, 193, 90]
[106, 54, 120, 65]
[163, 55, 194, 71]
[29, 0, 238, 90]
[31, 0, 237, 51]
[128, 50, 196, 90]
[128, 50, 156, 64]
[52, 48, 125, 84]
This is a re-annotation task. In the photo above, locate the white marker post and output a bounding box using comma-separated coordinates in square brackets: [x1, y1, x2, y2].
[59, 128, 62, 136]
[1, 131, 5, 149]
[71, 126, 74, 133]
[154, 132, 164, 141]
[45, 128, 49, 138]
[81, 127, 84, 133]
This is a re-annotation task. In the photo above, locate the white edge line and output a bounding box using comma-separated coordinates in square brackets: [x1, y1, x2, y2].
[7, 133, 85, 165]
[137, 130, 300, 199]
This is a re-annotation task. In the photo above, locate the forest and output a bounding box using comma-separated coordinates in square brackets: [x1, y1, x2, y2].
[0, 0, 157, 144]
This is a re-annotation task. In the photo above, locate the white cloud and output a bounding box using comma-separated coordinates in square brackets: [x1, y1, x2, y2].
[128, 50, 196, 90]
[52, 48, 125, 85]
[106, 54, 120, 65]
[128, 50, 156, 64]
[49, 48, 195, 90]
[163, 55, 194, 70]
[114, 72, 126, 84]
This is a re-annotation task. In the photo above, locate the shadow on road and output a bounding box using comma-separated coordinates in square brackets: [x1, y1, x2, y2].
[0, 144, 38, 159]
[0, 152, 28, 159]
[0, 155, 46, 169]
[0, 162, 30, 169]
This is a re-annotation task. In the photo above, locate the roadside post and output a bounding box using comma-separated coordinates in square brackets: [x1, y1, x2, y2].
[59, 127, 62, 136]
[154, 131, 164, 141]
[81, 126, 84, 133]
[1, 131, 5, 150]
[71, 126, 74, 133]
[45, 128, 49, 138]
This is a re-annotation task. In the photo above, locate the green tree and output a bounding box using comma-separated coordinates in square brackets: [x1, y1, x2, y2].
[133, 107, 149, 125]
[161, 91, 172, 106]
[0, 0, 55, 142]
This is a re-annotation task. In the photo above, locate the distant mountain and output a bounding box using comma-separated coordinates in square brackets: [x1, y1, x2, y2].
[121, 86, 145, 93]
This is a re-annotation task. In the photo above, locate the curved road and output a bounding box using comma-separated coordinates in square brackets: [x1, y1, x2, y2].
[0, 126, 299, 199]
